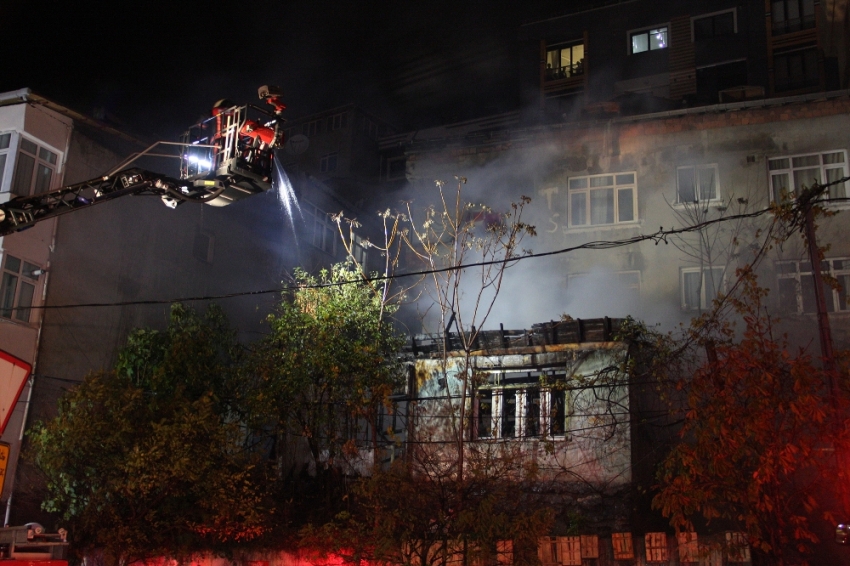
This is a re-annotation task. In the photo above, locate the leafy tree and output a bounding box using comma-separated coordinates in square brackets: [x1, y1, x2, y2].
[244, 263, 405, 521]
[652, 271, 850, 565]
[30, 305, 271, 565]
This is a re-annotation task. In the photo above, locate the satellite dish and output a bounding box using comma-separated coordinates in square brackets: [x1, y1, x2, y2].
[285, 134, 309, 155]
[0, 350, 31, 436]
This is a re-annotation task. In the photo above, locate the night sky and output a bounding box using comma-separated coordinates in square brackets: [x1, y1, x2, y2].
[2, 0, 568, 140]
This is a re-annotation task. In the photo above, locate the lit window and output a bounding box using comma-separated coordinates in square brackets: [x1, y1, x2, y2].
[320, 152, 338, 173]
[693, 10, 736, 40]
[773, 47, 819, 92]
[777, 258, 850, 314]
[677, 165, 720, 203]
[567, 172, 637, 227]
[768, 150, 847, 202]
[771, 0, 815, 35]
[0, 254, 40, 323]
[630, 26, 668, 54]
[681, 266, 724, 311]
[545, 41, 585, 80]
[11, 137, 58, 196]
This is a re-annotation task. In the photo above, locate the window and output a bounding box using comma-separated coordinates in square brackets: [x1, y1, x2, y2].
[0, 133, 11, 190]
[12, 137, 58, 196]
[327, 112, 348, 132]
[777, 258, 850, 314]
[693, 10, 736, 40]
[644, 533, 669, 562]
[771, 0, 816, 35]
[303, 201, 338, 256]
[567, 172, 636, 227]
[545, 41, 585, 80]
[774, 47, 819, 92]
[192, 231, 214, 263]
[681, 266, 724, 310]
[475, 372, 572, 440]
[677, 165, 719, 203]
[0, 254, 39, 323]
[320, 152, 338, 173]
[362, 117, 380, 139]
[386, 156, 406, 180]
[630, 26, 668, 54]
[768, 150, 847, 202]
[302, 119, 322, 137]
[351, 233, 368, 266]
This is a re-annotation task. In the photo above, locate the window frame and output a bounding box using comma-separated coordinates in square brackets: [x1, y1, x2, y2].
[773, 46, 819, 92]
[628, 24, 669, 55]
[691, 8, 737, 41]
[7, 133, 61, 197]
[675, 164, 721, 205]
[767, 149, 848, 205]
[776, 258, 850, 314]
[545, 40, 585, 81]
[0, 132, 13, 193]
[386, 156, 407, 181]
[302, 201, 338, 257]
[327, 112, 348, 132]
[474, 373, 573, 441]
[680, 265, 725, 311]
[320, 152, 338, 173]
[771, 0, 816, 36]
[566, 171, 638, 229]
[302, 119, 322, 137]
[0, 253, 41, 324]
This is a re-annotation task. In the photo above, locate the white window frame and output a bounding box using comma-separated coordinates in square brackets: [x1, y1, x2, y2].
[320, 152, 338, 173]
[676, 164, 721, 204]
[302, 201, 338, 256]
[628, 24, 669, 55]
[681, 266, 725, 311]
[567, 172, 638, 228]
[327, 112, 348, 132]
[302, 119, 322, 137]
[6, 133, 61, 197]
[0, 253, 42, 325]
[776, 258, 850, 314]
[691, 8, 737, 41]
[362, 117, 379, 139]
[351, 233, 368, 267]
[768, 150, 848, 205]
[0, 132, 13, 194]
[475, 376, 571, 441]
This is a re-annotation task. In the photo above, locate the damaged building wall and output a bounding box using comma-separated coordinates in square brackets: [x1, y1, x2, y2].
[397, 92, 850, 346]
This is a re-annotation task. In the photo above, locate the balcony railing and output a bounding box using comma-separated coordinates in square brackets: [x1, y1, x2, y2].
[545, 60, 585, 81]
[772, 14, 816, 36]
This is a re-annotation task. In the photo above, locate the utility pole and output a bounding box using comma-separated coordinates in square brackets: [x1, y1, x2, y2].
[803, 203, 835, 371]
[797, 182, 846, 517]
[797, 182, 835, 371]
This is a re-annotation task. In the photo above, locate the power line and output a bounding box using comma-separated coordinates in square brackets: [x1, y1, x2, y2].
[14, 179, 849, 313]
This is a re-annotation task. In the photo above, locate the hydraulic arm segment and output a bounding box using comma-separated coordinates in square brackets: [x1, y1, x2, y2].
[0, 85, 286, 237]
